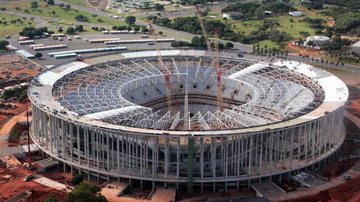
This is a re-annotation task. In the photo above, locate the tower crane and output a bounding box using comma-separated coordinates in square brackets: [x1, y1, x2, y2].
[148, 21, 173, 116]
[213, 30, 223, 112]
[195, 6, 224, 112]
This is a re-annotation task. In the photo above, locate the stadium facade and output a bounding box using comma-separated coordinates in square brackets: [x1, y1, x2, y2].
[28, 50, 348, 191]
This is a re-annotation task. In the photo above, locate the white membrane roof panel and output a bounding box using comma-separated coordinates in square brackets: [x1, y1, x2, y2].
[38, 62, 88, 85]
[85, 106, 146, 119]
[272, 60, 319, 78]
[317, 76, 348, 102]
[229, 62, 268, 79]
[122, 50, 181, 58]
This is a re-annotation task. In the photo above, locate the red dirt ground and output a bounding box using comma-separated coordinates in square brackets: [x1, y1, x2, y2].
[287, 42, 321, 57]
[290, 175, 360, 202]
[0, 54, 42, 80]
[0, 166, 66, 201]
[328, 17, 335, 28]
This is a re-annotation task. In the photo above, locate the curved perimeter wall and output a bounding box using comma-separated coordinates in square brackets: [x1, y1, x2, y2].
[30, 104, 345, 184]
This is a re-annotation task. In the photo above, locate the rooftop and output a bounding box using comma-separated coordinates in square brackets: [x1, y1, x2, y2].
[28, 50, 348, 136]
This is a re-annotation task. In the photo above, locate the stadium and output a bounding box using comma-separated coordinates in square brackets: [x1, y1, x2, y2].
[28, 49, 348, 191]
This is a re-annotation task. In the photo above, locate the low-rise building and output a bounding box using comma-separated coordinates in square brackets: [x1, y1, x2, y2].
[289, 11, 303, 17]
[222, 11, 242, 20]
[305, 35, 330, 47]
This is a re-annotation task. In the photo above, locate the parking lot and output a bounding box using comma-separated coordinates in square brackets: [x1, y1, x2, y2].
[8, 32, 173, 67]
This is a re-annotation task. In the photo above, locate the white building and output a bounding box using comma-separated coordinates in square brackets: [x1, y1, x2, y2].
[305, 35, 330, 47]
[222, 12, 242, 20]
[351, 41, 360, 54]
[289, 11, 303, 17]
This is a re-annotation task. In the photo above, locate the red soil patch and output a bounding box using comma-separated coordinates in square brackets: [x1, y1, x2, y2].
[0, 54, 42, 88]
[328, 17, 335, 28]
[0, 166, 66, 202]
[287, 42, 321, 57]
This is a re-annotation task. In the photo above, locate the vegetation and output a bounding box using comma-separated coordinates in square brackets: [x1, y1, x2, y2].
[30, 1, 38, 9]
[148, 16, 231, 37]
[0, 40, 9, 50]
[66, 27, 75, 34]
[125, 16, 136, 25]
[4, 0, 124, 27]
[322, 36, 351, 51]
[301, 0, 360, 9]
[154, 3, 164, 11]
[19, 27, 48, 38]
[65, 182, 107, 202]
[171, 36, 233, 50]
[2, 86, 28, 102]
[333, 12, 360, 35]
[324, 0, 360, 9]
[66, 26, 84, 34]
[71, 174, 84, 185]
[47, 0, 54, 5]
[222, 1, 292, 20]
[253, 44, 288, 57]
[302, 17, 326, 29]
[35, 52, 43, 58]
[75, 14, 88, 22]
[43, 197, 58, 202]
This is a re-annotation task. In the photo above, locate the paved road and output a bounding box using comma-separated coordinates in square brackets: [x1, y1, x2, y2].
[0, 110, 29, 156]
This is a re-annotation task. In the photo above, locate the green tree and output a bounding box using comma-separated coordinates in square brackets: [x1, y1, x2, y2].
[307, 40, 315, 48]
[31, 1, 38, 9]
[47, 0, 54, 5]
[143, 2, 150, 9]
[0, 40, 9, 50]
[66, 27, 76, 35]
[75, 25, 84, 32]
[65, 4, 71, 10]
[43, 196, 58, 202]
[141, 27, 148, 33]
[71, 174, 84, 185]
[125, 16, 136, 25]
[225, 42, 234, 49]
[65, 182, 107, 202]
[154, 3, 164, 11]
[75, 14, 88, 22]
[35, 52, 42, 58]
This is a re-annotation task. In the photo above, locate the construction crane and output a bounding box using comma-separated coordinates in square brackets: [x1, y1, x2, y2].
[195, 6, 224, 112]
[213, 30, 223, 112]
[148, 21, 173, 116]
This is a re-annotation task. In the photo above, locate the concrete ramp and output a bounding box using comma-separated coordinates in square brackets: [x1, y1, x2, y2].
[251, 181, 285, 198]
[150, 188, 176, 202]
[100, 181, 128, 201]
[33, 176, 69, 192]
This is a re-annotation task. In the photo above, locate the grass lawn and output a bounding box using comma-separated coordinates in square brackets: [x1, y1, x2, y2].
[255, 40, 281, 49]
[229, 20, 262, 35]
[270, 15, 316, 39]
[0, 13, 34, 37]
[3, 0, 125, 26]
